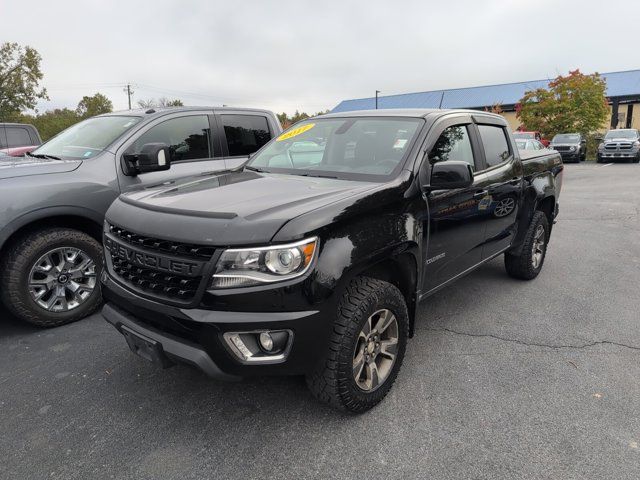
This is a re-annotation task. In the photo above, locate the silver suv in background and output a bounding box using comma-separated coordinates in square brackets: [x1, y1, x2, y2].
[597, 129, 640, 163]
[0, 107, 282, 327]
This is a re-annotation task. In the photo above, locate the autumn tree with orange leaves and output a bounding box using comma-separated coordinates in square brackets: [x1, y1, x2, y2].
[516, 70, 608, 138]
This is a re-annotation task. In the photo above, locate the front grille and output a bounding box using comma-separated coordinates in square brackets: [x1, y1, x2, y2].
[106, 223, 215, 302]
[108, 224, 215, 260]
[554, 146, 572, 152]
[110, 256, 203, 301]
[604, 143, 617, 150]
[619, 142, 632, 150]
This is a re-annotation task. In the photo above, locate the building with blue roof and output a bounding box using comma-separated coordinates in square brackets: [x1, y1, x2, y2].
[332, 69, 640, 131]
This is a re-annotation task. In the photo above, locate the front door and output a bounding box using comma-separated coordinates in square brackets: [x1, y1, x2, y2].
[116, 111, 226, 193]
[421, 118, 494, 293]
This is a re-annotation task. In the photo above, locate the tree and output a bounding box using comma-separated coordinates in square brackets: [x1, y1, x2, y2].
[0, 42, 49, 118]
[136, 98, 155, 109]
[516, 70, 608, 137]
[158, 97, 183, 107]
[76, 92, 113, 118]
[137, 97, 183, 108]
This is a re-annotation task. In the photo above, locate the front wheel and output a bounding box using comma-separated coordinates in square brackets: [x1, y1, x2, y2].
[306, 277, 408, 413]
[504, 211, 549, 280]
[0, 228, 103, 327]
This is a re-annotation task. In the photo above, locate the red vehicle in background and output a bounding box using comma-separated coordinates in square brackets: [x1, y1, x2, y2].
[513, 129, 550, 147]
[0, 123, 42, 157]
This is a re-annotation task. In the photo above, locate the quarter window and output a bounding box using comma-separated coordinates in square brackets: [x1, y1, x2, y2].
[478, 125, 510, 167]
[221, 115, 271, 156]
[429, 125, 475, 168]
[129, 116, 211, 161]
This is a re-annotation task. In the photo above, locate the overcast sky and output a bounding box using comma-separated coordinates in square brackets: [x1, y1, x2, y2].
[3, 0, 639, 115]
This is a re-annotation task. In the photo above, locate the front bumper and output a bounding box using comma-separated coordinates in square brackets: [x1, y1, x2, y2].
[101, 272, 333, 379]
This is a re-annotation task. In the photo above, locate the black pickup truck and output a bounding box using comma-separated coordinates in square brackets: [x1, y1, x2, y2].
[101, 109, 563, 412]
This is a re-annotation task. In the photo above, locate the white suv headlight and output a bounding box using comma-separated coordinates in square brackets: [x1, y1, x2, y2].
[211, 237, 318, 288]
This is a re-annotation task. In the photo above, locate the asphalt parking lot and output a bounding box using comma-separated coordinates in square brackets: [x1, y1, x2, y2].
[1, 162, 639, 480]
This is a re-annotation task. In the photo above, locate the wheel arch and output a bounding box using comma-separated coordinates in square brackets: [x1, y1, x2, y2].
[348, 249, 419, 338]
[0, 207, 103, 255]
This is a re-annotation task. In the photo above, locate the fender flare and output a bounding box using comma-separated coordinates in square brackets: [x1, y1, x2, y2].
[0, 206, 104, 252]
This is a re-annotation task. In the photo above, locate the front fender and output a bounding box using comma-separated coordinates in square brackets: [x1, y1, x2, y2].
[0, 205, 105, 251]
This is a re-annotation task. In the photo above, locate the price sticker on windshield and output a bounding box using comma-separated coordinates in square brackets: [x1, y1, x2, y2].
[276, 123, 315, 141]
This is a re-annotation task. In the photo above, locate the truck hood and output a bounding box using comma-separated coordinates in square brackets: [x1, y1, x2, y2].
[0, 156, 82, 180]
[108, 170, 379, 245]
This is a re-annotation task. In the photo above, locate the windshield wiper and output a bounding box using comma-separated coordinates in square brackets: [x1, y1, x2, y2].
[294, 172, 339, 179]
[26, 152, 62, 160]
[244, 165, 269, 173]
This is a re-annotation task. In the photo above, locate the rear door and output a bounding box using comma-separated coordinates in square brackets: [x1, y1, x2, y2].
[117, 110, 226, 192]
[421, 115, 495, 292]
[473, 117, 523, 258]
[216, 113, 275, 170]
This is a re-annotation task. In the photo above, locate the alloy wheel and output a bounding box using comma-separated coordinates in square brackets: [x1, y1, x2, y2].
[28, 247, 97, 312]
[352, 309, 399, 392]
[531, 224, 546, 269]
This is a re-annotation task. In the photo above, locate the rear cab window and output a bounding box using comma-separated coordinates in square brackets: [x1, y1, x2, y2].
[2, 127, 31, 148]
[220, 115, 272, 157]
[478, 125, 511, 168]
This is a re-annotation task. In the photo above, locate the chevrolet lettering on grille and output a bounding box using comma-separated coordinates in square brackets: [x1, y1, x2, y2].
[105, 237, 203, 276]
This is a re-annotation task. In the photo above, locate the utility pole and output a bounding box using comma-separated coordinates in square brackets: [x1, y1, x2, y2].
[123, 84, 134, 109]
[375, 90, 381, 109]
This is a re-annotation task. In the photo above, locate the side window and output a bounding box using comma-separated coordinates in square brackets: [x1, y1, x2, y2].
[5, 127, 32, 147]
[478, 125, 510, 167]
[221, 115, 271, 156]
[429, 125, 475, 168]
[129, 116, 211, 161]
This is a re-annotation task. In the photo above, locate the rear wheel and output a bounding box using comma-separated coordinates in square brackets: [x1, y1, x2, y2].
[306, 277, 408, 413]
[0, 228, 103, 327]
[504, 211, 549, 280]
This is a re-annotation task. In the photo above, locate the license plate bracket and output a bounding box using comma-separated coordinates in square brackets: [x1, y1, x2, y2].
[121, 325, 175, 369]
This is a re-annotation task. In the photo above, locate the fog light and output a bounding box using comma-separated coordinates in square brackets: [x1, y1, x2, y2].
[223, 329, 293, 364]
[259, 332, 274, 351]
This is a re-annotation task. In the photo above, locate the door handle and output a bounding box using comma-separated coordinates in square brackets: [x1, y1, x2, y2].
[473, 190, 488, 199]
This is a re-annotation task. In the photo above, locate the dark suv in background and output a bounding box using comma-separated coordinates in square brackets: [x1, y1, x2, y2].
[597, 129, 640, 163]
[550, 133, 586, 162]
[0, 107, 281, 327]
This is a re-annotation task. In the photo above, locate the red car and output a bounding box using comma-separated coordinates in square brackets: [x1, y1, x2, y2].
[0, 123, 42, 157]
[513, 130, 550, 147]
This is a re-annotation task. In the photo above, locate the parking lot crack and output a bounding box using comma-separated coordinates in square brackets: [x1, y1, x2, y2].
[426, 327, 640, 351]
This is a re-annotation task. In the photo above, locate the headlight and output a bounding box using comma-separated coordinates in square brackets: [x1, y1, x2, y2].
[598, 143, 604, 150]
[211, 237, 318, 288]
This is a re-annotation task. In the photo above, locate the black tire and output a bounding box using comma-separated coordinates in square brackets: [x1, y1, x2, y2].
[306, 277, 409, 413]
[633, 155, 640, 164]
[0, 228, 103, 327]
[504, 211, 550, 280]
[596, 155, 604, 163]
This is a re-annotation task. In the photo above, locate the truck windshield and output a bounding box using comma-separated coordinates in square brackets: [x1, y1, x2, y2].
[31, 115, 142, 159]
[246, 117, 422, 181]
[604, 130, 638, 140]
[553, 134, 580, 142]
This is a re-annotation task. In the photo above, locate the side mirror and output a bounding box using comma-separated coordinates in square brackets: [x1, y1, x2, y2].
[133, 143, 171, 174]
[425, 161, 474, 190]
